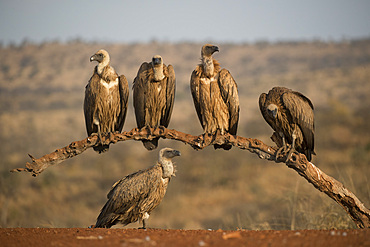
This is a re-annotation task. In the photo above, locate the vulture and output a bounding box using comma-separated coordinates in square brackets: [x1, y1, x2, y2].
[259, 86, 315, 161]
[84, 49, 129, 153]
[133, 55, 176, 150]
[94, 147, 181, 229]
[190, 44, 240, 150]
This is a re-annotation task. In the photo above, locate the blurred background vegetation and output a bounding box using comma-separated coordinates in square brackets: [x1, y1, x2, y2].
[0, 39, 369, 230]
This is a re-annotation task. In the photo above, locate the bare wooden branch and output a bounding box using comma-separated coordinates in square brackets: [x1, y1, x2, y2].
[10, 127, 370, 228]
[10, 127, 278, 176]
[286, 153, 370, 228]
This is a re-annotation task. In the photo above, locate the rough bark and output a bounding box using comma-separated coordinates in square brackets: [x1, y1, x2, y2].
[10, 127, 370, 228]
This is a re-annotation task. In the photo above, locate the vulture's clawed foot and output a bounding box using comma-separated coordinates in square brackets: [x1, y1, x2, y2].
[157, 125, 166, 133]
[286, 147, 295, 162]
[143, 126, 153, 136]
[275, 144, 293, 162]
[275, 146, 286, 161]
[89, 132, 103, 145]
[101, 131, 113, 146]
[97, 132, 104, 146]
[89, 133, 98, 139]
[107, 131, 116, 143]
[139, 219, 148, 229]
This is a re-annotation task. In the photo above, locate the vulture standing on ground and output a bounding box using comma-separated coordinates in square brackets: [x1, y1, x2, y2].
[94, 147, 181, 229]
[84, 49, 129, 153]
[190, 44, 240, 150]
[133, 55, 176, 150]
[259, 86, 315, 161]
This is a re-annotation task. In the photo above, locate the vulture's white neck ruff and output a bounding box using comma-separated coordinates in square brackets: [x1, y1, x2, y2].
[159, 159, 174, 178]
[202, 56, 214, 78]
[152, 64, 165, 81]
[97, 59, 109, 75]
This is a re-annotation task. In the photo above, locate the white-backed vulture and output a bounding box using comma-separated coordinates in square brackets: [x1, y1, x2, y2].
[259, 86, 315, 161]
[133, 55, 176, 150]
[190, 44, 240, 150]
[94, 147, 181, 229]
[84, 49, 129, 153]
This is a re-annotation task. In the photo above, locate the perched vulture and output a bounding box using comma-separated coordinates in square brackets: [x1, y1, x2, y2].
[259, 86, 315, 161]
[94, 147, 181, 229]
[84, 49, 129, 153]
[190, 44, 240, 150]
[133, 55, 176, 150]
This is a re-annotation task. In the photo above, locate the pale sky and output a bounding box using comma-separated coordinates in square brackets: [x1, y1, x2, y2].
[1, 0, 369, 45]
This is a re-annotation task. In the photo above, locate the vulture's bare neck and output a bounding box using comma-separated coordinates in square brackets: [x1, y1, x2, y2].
[152, 64, 165, 81]
[202, 56, 215, 78]
[97, 59, 110, 75]
[159, 158, 174, 178]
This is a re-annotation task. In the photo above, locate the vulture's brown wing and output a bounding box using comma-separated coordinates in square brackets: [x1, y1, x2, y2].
[115, 74, 129, 132]
[190, 68, 205, 129]
[218, 69, 240, 135]
[83, 73, 100, 136]
[160, 64, 176, 127]
[282, 91, 315, 151]
[100, 166, 162, 218]
[133, 62, 151, 128]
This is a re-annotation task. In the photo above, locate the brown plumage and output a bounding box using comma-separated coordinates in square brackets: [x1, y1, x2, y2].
[133, 55, 176, 150]
[84, 49, 129, 153]
[190, 44, 240, 150]
[259, 86, 315, 161]
[94, 147, 181, 229]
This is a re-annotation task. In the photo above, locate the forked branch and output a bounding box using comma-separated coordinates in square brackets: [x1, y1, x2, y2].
[10, 127, 370, 228]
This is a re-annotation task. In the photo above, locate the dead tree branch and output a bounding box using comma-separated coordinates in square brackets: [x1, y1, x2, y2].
[286, 153, 370, 228]
[10, 127, 278, 176]
[10, 127, 370, 228]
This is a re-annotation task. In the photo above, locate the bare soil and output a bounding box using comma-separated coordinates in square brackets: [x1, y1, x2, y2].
[1, 228, 369, 247]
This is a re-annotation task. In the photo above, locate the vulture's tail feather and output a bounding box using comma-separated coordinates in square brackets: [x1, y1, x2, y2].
[93, 144, 110, 153]
[143, 138, 159, 151]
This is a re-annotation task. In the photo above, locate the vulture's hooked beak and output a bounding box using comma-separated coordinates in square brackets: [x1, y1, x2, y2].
[267, 104, 278, 119]
[90, 55, 97, 62]
[269, 108, 278, 119]
[213, 46, 219, 53]
[172, 150, 181, 157]
[90, 53, 104, 62]
[152, 57, 162, 65]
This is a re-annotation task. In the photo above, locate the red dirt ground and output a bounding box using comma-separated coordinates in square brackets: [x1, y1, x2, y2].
[1, 228, 369, 247]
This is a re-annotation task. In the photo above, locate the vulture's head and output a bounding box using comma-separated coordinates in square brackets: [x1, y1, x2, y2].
[267, 104, 278, 119]
[201, 44, 219, 57]
[152, 55, 163, 67]
[159, 147, 181, 160]
[90, 49, 110, 64]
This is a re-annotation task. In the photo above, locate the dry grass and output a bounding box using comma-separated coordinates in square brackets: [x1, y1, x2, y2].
[0, 39, 369, 230]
